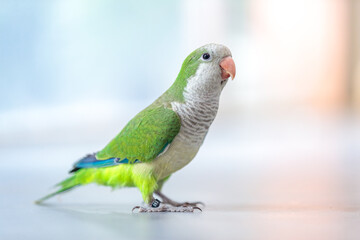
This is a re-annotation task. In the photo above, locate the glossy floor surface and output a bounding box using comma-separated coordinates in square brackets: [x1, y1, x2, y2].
[1, 114, 360, 239]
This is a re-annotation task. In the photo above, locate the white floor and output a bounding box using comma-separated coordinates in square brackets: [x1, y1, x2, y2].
[1, 114, 360, 240]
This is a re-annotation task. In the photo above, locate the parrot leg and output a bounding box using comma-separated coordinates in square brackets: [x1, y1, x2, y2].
[132, 196, 202, 213]
[154, 190, 204, 208]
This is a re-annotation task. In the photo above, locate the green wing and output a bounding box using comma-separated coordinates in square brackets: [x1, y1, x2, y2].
[96, 107, 181, 163]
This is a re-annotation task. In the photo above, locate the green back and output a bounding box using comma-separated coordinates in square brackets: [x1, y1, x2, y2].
[96, 107, 180, 163]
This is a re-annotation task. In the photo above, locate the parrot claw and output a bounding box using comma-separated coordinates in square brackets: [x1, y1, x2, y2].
[131, 204, 202, 213]
[192, 206, 202, 212]
[132, 206, 141, 212]
[181, 201, 205, 207]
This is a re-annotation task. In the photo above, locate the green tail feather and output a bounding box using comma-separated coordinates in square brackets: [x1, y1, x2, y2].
[35, 176, 79, 204]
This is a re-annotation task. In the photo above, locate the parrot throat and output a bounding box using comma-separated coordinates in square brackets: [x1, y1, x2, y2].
[171, 88, 220, 146]
[171, 62, 224, 146]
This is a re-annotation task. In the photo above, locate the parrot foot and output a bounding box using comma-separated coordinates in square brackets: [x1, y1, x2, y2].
[170, 201, 204, 207]
[132, 198, 202, 213]
[154, 190, 205, 208]
[132, 204, 202, 213]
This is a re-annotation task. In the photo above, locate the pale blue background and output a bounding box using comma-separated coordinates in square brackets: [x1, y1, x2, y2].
[0, 0, 183, 110]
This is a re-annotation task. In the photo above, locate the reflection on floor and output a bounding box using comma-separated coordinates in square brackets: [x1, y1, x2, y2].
[1, 114, 359, 239]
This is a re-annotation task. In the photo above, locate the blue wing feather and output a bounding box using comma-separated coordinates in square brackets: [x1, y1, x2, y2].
[70, 143, 169, 173]
[69, 153, 142, 173]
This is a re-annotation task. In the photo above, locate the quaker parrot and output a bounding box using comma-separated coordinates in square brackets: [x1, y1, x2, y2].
[36, 43, 236, 212]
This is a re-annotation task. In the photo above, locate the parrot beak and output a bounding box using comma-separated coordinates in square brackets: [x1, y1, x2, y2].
[219, 56, 236, 80]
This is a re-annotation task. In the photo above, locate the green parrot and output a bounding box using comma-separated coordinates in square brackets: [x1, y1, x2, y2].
[36, 43, 236, 212]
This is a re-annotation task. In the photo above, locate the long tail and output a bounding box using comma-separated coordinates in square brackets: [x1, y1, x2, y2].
[35, 176, 79, 204]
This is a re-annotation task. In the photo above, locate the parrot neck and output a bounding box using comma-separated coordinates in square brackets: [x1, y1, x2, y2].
[171, 92, 220, 146]
[183, 62, 223, 101]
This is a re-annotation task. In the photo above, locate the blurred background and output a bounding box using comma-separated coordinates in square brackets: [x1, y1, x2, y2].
[1, 0, 360, 239]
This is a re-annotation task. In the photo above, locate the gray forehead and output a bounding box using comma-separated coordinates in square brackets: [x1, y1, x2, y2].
[202, 43, 232, 58]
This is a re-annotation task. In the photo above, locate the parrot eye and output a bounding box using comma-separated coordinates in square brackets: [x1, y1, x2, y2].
[201, 53, 211, 61]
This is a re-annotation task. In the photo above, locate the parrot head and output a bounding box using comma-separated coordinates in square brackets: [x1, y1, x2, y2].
[175, 43, 236, 101]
